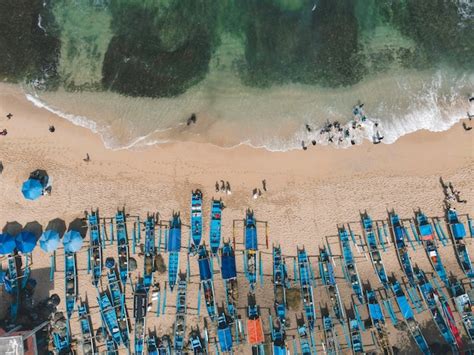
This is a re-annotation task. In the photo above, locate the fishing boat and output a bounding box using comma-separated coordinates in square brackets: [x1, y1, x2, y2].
[116, 209, 130, 288]
[270, 317, 288, 355]
[198, 245, 217, 320]
[245, 209, 258, 291]
[319, 248, 346, 323]
[297, 247, 316, 330]
[133, 282, 148, 355]
[106, 336, 117, 355]
[348, 318, 364, 354]
[144, 214, 156, 291]
[52, 329, 71, 353]
[78, 300, 95, 354]
[247, 295, 265, 354]
[446, 208, 474, 279]
[157, 335, 172, 355]
[217, 313, 233, 353]
[273, 245, 289, 327]
[451, 282, 474, 340]
[5, 255, 20, 320]
[415, 211, 449, 287]
[296, 316, 313, 355]
[415, 269, 461, 351]
[389, 212, 416, 287]
[168, 212, 182, 291]
[391, 281, 430, 354]
[366, 290, 391, 354]
[361, 213, 389, 288]
[88, 210, 103, 287]
[209, 199, 223, 255]
[107, 265, 130, 347]
[191, 190, 203, 250]
[220, 242, 238, 316]
[65, 252, 77, 319]
[147, 335, 158, 355]
[338, 227, 364, 303]
[322, 315, 339, 355]
[97, 291, 123, 346]
[174, 275, 188, 354]
[189, 329, 207, 354]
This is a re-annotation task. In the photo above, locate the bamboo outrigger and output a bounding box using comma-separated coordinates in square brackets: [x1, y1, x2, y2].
[115, 209, 130, 288]
[361, 213, 389, 288]
[144, 214, 156, 292]
[78, 299, 95, 354]
[87, 210, 103, 287]
[209, 199, 223, 255]
[273, 245, 289, 327]
[168, 212, 182, 291]
[338, 226, 364, 303]
[297, 247, 316, 330]
[446, 208, 474, 280]
[198, 244, 217, 321]
[191, 190, 203, 251]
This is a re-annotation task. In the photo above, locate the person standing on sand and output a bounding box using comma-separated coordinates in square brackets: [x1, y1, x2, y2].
[0, 161, 3, 175]
[6, 113, 12, 119]
[225, 181, 231, 195]
[83, 153, 90, 162]
[215, 181, 220, 192]
[262, 179, 267, 192]
[49, 125, 55, 133]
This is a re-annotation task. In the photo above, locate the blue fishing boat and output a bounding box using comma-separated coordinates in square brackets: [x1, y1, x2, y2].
[273, 245, 289, 327]
[189, 329, 206, 354]
[5, 256, 20, 320]
[446, 208, 474, 279]
[244, 209, 258, 291]
[415, 269, 461, 350]
[78, 300, 95, 354]
[98, 292, 123, 346]
[88, 210, 103, 287]
[338, 227, 364, 303]
[191, 190, 203, 250]
[416, 211, 449, 287]
[391, 281, 430, 354]
[52, 329, 71, 353]
[106, 265, 130, 349]
[220, 242, 238, 316]
[270, 317, 288, 355]
[157, 335, 172, 355]
[174, 275, 188, 353]
[168, 212, 181, 291]
[451, 282, 474, 341]
[297, 247, 316, 329]
[106, 337, 117, 355]
[209, 199, 223, 255]
[322, 315, 339, 355]
[65, 252, 77, 319]
[198, 245, 217, 320]
[361, 213, 389, 287]
[134, 282, 148, 355]
[144, 214, 156, 291]
[366, 290, 391, 353]
[147, 335, 158, 355]
[348, 318, 364, 354]
[319, 248, 346, 323]
[217, 313, 233, 353]
[247, 295, 265, 354]
[296, 316, 313, 355]
[389, 212, 416, 287]
[116, 209, 130, 288]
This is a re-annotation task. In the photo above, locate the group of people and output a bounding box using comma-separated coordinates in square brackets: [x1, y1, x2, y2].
[252, 180, 267, 199]
[440, 177, 467, 206]
[215, 180, 231, 194]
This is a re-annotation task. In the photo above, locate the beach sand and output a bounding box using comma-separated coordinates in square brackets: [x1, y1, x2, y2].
[0, 82, 473, 353]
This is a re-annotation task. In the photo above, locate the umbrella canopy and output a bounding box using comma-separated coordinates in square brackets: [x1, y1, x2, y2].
[15, 231, 37, 253]
[40, 230, 60, 253]
[63, 230, 83, 253]
[105, 257, 115, 269]
[0, 233, 16, 255]
[21, 178, 43, 200]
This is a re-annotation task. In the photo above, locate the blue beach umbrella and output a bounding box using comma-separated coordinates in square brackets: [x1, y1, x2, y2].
[15, 231, 37, 253]
[63, 230, 83, 253]
[21, 179, 43, 200]
[39, 230, 60, 253]
[0, 233, 16, 255]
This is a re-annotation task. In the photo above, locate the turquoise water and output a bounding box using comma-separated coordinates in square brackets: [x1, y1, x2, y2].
[1, 0, 473, 149]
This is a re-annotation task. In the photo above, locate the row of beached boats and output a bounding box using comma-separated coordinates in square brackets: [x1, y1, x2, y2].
[49, 194, 472, 355]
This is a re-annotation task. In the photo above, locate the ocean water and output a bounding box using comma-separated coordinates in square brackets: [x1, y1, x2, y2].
[2, 0, 473, 150]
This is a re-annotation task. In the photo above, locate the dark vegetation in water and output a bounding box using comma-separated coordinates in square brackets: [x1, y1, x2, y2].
[102, 0, 219, 97]
[0, 0, 60, 87]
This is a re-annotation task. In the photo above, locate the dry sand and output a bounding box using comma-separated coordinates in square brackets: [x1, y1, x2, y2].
[0, 83, 473, 354]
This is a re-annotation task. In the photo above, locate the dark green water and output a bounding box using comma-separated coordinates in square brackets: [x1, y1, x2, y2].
[1, 0, 473, 149]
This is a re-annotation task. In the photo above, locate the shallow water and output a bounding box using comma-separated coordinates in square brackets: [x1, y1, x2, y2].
[3, 0, 474, 150]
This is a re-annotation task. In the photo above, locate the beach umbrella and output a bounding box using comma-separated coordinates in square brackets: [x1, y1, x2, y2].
[63, 230, 83, 253]
[15, 231, 37, 253]
[105, 257, 115, 269]
[0, 233, 16, 255]
[40, 230, 60, 253]
[21, 178, 44, 200]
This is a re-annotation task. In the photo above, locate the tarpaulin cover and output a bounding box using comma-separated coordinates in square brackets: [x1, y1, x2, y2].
[247, 319, 264, 345]
[221, 254, 237, 279]
[217, 326, 232, 351]
[245, 227, 257, 250]
[419, 224, 433, 238]
[198, 257, 212, 280]
[452, 223, 466, 239]
[396, 295, 414, 320]
[394, 226, 404, 242]
[272, 345, 287, 355]
[167, 228, 181, 252]
[368, 302, 384, 321]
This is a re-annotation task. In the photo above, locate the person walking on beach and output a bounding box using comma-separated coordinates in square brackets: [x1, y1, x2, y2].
[262, 179, 267, 192]
[83, 153, 90, 162]
[220, 180, 225, 191]
[6, 113, 12, 119]
[0, 129, 7, 136]
[463, 122, 472, 131]
[0, 161, 3, 175]
[252, 188, 258, 199]
[301, 140, 307, 150]
[49, 125, 55, 133]
[215, 181, 220, 192]
[225, 181, 231, 195]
